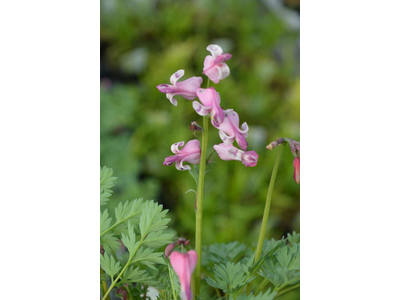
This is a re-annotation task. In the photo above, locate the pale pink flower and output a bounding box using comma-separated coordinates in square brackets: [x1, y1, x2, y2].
[203, 45, 232, 84]
[293, 157, 300, 184]
[216, 109, 249, 151]
[170, 250, 198, 300]
[192, 87, 225, 127]
[213, 143, 258, 167]
[157, 70, 203, 106]
[163, 140, 201, 171]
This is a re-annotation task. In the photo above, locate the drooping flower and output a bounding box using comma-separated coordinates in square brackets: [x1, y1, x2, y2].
[163, 140, 201, 171]
[216, 109, 249, 151]
[192, 87, 224, 126]
[293, 157, 300, 184]
[157, 70, 203, 106]
[170, 250, 198, 300]
[203, 44, 232, 84]
[213, 143, 258, 167]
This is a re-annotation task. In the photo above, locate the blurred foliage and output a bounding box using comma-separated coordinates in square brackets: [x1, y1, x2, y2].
[101, 0, 299, 298]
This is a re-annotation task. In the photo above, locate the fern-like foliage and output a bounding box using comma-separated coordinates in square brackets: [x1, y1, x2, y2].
[100, 166, 117, 206]
[205, 261, 256, 295]
[232, 289, 277, 300]
[100, 167, 174, 300]
[259, 233, 300, 293]
[202, 241, 250, 267]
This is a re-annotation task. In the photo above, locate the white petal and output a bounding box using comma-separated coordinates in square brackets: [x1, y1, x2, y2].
[171, 141, 185, 154]
[192, 101, 211, 116]
[206, 44, 223, 57]
[219, 131, 235, 144]
[170, 69, 185, 85]
[166, 93, 178, 106]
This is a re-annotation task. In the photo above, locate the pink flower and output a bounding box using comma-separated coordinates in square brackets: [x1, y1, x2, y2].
[203, 44, 232, 84]
[293, 157, 300, 184]
[192, 87, 225, 127]
[163, 140, 201, 171]
[157, 70, 203, 106]
[170, 250, 198, 300]
[216, 109, 249, 151]
[213, 143, 258, 167]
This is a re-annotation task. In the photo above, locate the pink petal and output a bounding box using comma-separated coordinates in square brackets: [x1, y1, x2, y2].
[192, 101, 211, 116]
[171, 141, 185, 154]
[242, 150, 258, 167]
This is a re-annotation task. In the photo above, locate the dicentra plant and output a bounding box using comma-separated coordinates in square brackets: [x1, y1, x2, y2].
[100, 44, 300, 300]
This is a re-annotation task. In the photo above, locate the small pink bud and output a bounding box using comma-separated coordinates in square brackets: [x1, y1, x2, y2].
[184, 240, 190, 246]
[165, 243, 176, 258]
[293, 157, 300, 184]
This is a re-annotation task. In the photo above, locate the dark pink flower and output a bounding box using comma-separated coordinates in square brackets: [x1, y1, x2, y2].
[203, 45, 232, 84]
[216, 109, 249, 150]
[170, 250, 198, 300]
[213, 143, 258, 167]
[163, 140, 201, 171]
[192, 87, 225, 126]
[157, 70, 203, 106]
[293, 157, 300, 184]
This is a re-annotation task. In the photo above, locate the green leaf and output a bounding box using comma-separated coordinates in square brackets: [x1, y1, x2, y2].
[232, 289, 277, 300]
[259, 243, 300, 291]
[130, 247, 166, 270]
[142, 231, 174, 248]
[287, 232, 300, 245]
[205, 262, 255, 295]
[100, 252, 121, 280]
[202, 241, 250, 267]
[120, 266, 156, 285]
[139, 201, 170, 237]
[121, 221, 140, 255]
[100, 232, 120, 254]
[100, 209, 112, 233]
[100, 166, 117, 205]
[188, 165, 199, 185]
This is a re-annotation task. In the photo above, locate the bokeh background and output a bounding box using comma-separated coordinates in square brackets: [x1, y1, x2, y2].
[101, 0, 299, 298]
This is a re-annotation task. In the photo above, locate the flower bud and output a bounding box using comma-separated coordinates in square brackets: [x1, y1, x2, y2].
[165, 243, 176, 258]
[189, 121, 203, 132]
[293, 157, 300, 184]
[184, 240, 190, 246]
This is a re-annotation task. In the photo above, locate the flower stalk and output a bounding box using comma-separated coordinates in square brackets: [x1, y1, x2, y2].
[194, 114, 209, 296]
[254, 143, 286, 262]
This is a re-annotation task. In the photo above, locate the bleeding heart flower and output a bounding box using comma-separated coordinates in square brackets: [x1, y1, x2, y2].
[216, 109, 249, 151]
[213, 143, 258, 167]
[203, 44, 232, 84]
[170, 250, 198, 300]
[192, 87, 225, 127]
[163, 140, 201, 171]
[293, 157, 300, 184]
[157, 70, 203, 106]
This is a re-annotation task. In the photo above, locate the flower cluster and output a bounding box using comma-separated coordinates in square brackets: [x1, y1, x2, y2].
[158, 44, 258, 170]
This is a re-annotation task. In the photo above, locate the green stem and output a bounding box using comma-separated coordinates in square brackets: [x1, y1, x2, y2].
[194, 115, 209, 297]
[275, 283, 300, 297]
[254, 143, 286, 262]
[100, 212, 141, 237]
[101, 242, 142, 300]
[254, 278, 269, 295]
[168, 264, 178, 300]
[100, 268, 110, 300]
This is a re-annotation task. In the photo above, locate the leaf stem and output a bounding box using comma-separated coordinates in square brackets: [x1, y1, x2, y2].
[101, 241, 142, 300]
[100, 268, 110, 300]
[100, 212, 141, 237]
[168, 264, 178, 300]
[254, 143, 286, 262]
[275, 283, 300, 297]
[194, 114, 209, 296]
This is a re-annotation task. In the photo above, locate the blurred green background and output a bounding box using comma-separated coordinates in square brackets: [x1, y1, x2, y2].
[101, 0, 299, 298]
